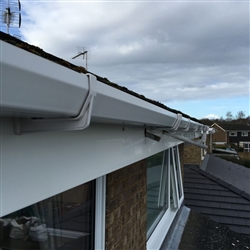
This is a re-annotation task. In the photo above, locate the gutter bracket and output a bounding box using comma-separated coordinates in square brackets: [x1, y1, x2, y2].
[13, 73, 97, 135]
[160, 113, 182, 132]
[178, 119, 190, 131]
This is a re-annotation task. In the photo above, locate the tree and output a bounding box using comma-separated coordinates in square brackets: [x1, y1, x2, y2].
[226, 111, 233, 121]
[236, 111, 246, 120]
[219, 116, 224, 122]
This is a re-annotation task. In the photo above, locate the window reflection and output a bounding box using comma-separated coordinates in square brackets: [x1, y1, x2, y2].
[147, 151, 169, 238]
[147, 146, 183, 238]
[0, 181, 95, 250]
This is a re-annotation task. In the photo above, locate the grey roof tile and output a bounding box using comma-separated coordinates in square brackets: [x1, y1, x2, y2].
[238, 211, 250, 218]
[232, 218, 247, 226]
[215, 123, 250, 131]
[245, 220, 250, 226]
[213, 209, 227, 216]
[205, 155, 250, 196]
[207, 201, 220, 208]
[202, 195, 214, 201]
[231, 203, 250, 210]
[218, 202, 232, 209]
[219, 217, 234, 224]
[241, 192, 250, 200]
[201, 207, 213, 214]
[184, 163, 250, 237]
[208, 215, 220, 222]
[225, 209, 238, 217]
[228, 225, 241, 233]
[240, 226, 250, 235]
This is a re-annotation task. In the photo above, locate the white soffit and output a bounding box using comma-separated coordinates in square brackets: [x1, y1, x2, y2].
[0, 118, 182, 217]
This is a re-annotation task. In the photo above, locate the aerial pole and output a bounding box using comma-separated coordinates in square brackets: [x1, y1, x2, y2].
[1, 0, 21, 35]
[72, 47, 89, 71]
[6, 0, 10, 34]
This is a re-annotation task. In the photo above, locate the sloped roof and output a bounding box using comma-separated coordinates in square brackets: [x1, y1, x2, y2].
[201, 154, 250, 195]
[0, 31, 201, 123]
[213, 123, 250, 131]
[183, 158, 250, 237]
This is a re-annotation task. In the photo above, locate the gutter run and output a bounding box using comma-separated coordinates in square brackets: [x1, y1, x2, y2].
[1, 40, 208, 145]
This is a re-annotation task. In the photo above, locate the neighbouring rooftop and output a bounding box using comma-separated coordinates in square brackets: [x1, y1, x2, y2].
[213, 123, 250, 131]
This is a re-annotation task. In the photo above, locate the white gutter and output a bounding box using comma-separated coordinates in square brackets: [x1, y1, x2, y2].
[1, 40, 208, 137]
[163, 131, 207, 149]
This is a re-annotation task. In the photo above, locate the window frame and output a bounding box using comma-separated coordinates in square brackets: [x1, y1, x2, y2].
[241, 131, 249, 137]
[244, 143, 250, 152]
[147, 145, 184, 250]
[0, 177, 106, 250]
[147, 150, 170, 239]
[229, 131, 237, 136]
[95, 176, 106, 250]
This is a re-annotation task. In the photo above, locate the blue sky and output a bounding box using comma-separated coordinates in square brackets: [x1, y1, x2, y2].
[168, 96, 249, 120]
[1, 1, 249, 120]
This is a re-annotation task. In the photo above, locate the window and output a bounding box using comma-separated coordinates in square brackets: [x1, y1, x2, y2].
[147, 150, 169, 237]
[242, 131, 248, 137]
[229, 132, 237, 136]
[244, 143, 250, 152]
[0, 180, 97, 250]
[146, 146, 183, 240]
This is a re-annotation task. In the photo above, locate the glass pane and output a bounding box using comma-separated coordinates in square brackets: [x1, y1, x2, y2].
[173, 147, 183, 199]
[0, 181, 95, 250]
[147, 151, 168, 237]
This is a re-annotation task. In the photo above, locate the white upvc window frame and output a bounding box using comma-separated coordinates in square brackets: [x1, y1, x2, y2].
[242, 131, 248, 137]
[95, 176, 106, 250]
[147, 145, 184, 250]
[229, 131, 237, 136]
[244, 143, 250, 152]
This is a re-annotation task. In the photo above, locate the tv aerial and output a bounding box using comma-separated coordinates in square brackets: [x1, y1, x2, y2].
[72, 46, 89, 71]
[1, 0, 21, 34]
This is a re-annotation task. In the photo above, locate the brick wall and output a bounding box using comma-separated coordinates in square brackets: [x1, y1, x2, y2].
[106, 160, 147, 250]
[212, 125, 227, 144]
[184, 143, 202, 165]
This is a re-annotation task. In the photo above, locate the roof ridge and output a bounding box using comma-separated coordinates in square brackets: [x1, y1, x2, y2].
[187, 165, 250, 201]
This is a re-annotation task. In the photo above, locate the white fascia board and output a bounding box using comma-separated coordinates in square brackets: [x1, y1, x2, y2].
[1, 40, 206, 134]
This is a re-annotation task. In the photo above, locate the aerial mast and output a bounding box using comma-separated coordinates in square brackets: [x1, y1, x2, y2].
[1, 0, 21, 35]
[72, 46, 89, 71]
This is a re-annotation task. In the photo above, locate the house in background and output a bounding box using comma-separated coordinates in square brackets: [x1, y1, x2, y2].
[210, 123, 250, 151]
[0, 32, 209, 249]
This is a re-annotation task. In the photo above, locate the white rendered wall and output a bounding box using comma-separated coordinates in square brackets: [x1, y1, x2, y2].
[0, 118, 181, 217]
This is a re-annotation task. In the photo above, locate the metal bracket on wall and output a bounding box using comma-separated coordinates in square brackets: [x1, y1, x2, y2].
[145, 129, 161, 142]
[163, 131, 208, 149]
[13, 74, 97, 135]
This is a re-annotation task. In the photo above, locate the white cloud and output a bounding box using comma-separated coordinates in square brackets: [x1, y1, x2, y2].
[5, 0, 248, 118]
[203, 114, 220, 120]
